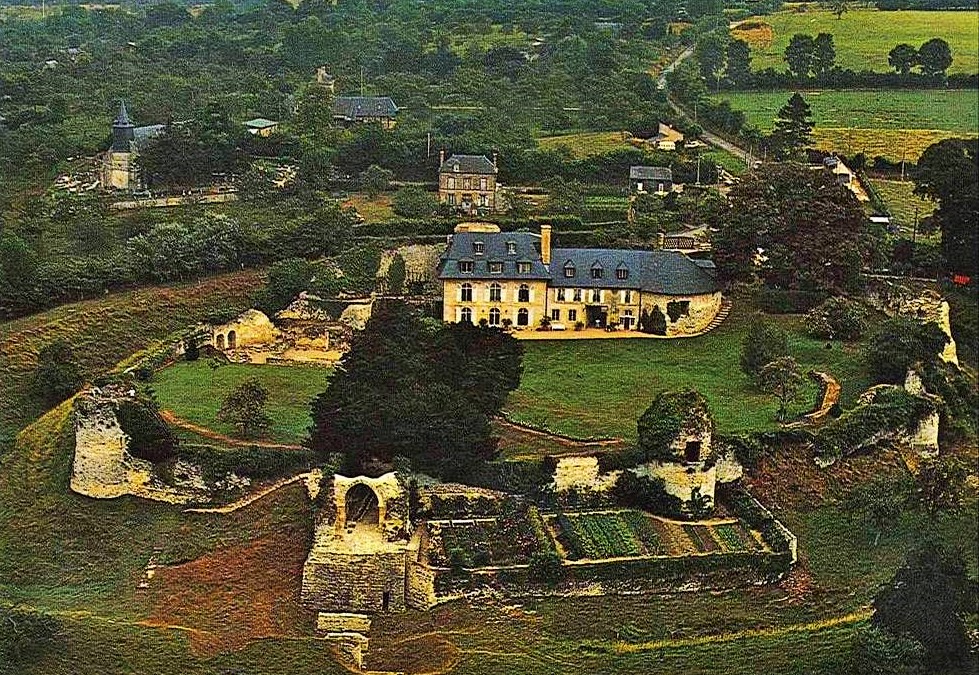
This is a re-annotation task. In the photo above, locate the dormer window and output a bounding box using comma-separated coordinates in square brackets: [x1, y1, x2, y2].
[489, 261, 503, 273]
[506, 241, 517, 255]
[517, 261, 531, 274]
[458, 260, 474, 273]
[453, 164, 460, 172]
[473, 241, 485, 254]
[591, 265, 603, 279]
[564, 263, 576, 278]
[616, 266, 629, 280]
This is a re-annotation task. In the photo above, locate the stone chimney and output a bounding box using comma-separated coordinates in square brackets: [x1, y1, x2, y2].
[492, 150, 498, 168]
[439, 149, 445, 166]
[540, 224, 552, 266]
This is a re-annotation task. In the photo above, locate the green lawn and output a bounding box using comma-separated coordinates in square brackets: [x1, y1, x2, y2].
[735, 9, 979, 74]
[866, 177, 938, 229]
[152, 361, 331, 444]
[506, 305, 873, 440]
[712, 89, 979, 134]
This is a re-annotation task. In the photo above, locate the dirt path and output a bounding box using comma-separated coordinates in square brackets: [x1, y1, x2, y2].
[160, 409, 305, 450]
[803, 371, 842, 422]
[184, 472, 312, 514]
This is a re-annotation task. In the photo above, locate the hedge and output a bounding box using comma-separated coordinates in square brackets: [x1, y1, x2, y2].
[176, 444, 315, 482]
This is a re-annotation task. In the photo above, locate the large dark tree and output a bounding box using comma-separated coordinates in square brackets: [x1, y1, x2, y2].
[696, 34, 727, 89]
[872, 543, 974, 670]
[914, 138, 978, 279]
[917, 38, 952, 78]
[725, 39, 752, 85]
[712, 163, 875, 292]
[307, 301, 523, 480]
[864, 316, 948, 384]
[770, 92, 814, 160]
[32, 340, 83, 408]
[813, 33, 836, 77]
[888, 43, 918, 76]
[784, 34, 815, 78]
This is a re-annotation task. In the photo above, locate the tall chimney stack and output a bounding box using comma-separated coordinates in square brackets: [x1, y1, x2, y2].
[540, 224, 552, 266]
[439, 149, 445, 166]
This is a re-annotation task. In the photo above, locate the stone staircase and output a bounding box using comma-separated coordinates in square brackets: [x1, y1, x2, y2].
[701, 298, 733, 334]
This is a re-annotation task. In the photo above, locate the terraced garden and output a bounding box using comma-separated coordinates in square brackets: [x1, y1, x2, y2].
[548, 510, 765, 561]
[429, 515, 543, 568]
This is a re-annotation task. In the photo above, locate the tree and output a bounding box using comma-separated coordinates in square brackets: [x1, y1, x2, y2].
[758, 356, 805, 421]
[386, 254, 406, 295]
[217, 378, 273, 439]
[648, 304, 667, 335]
[824, 0, 848, 19]
[770, 92, 814, 159]
[784, 34, 815, 78]
[914, 138, 978, 280]
[740, 315, 789, 377]
[864, 317, 948, 384]
[613, 471, 682, 516]
[914, 455, 968, 515]
[813, 33, 836, 77]
[32, 340, 83, 407]
[725, 39, 752, 85]
[391, 186, 438, 218]
[696, 34, 727, 89]
[804, 297, 867, 340]
[850, 626, 926, 675]
[917, 38, 952, 78]
[308, 301, 522, 480]
[360, 164, 393, 198]
[252, 258, 316, 317]
[844, 474, 913, 546]
[544, 176, 585, 215]
[872, 543, 972, 669]
[888, 43, 918, 76]
[712, 164, 877, 292]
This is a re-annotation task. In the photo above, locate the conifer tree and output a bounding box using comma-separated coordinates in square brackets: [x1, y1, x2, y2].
[770, 92, 814, 160]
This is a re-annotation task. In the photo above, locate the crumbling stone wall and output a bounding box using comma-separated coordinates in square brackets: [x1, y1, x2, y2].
[552, 456, 620, 492]
[865, 282, 958, 366]
[302, 548, 409, 613]
[211, 309, 278, 350]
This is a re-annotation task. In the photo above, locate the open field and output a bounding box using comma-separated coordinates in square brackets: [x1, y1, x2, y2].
[734, 9, 979, 74]
[507, 302, 875, 440]
[538, 131, 635, 158]
[712, 89, 978, 161]
[865, 177, 938, 227]
[0, 269, 265, 446]
[152, 361, 331, 444]
[342, 192, 396, 223]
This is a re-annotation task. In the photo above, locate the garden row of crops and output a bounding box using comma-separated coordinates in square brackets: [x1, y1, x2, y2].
[550, 511, 767, 560]
[431, 511, 543, 568]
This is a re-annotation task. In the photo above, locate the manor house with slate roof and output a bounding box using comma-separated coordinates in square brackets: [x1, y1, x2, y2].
[438, 223, 721, 335]
[438, 151, 499, 214]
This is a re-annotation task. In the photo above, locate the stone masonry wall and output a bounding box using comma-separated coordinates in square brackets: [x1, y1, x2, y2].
[302, 550, 408, 613]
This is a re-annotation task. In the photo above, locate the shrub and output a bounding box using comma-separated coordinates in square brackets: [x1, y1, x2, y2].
[32, 340, 83, 408]
[0, 607, 62, 673]
[528, 550, 563, 583]
[864, 317, 948, 384]
[116, 399, 178, 463]
[392, 186, 438, 219]
[740, 314, 788, 377]
[754, 287, 827, 314]
[805, 297, 868, 340]
[613, 471, 683, 517]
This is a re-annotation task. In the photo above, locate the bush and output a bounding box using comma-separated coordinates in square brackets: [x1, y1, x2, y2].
[392, 186, 439, 219]
[740, 314, 788, 377]
[865, 317, 948, 384]
[613, 471, 683, 517]
[116, 399, 178, 463]
[0, 608, 62, 673]
[32, 340, 83, 408]
[528, 550, 564, 583]
[805, 297, 868, 340]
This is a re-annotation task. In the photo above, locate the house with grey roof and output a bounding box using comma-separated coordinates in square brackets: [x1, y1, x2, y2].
[630, 166, 673, 194]
[437, 151, 499, 214]
[332, 96, 399, 129]
[438, 223, 722, 335]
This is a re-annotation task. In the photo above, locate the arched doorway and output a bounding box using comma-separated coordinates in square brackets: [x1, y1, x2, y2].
[344, 483, 380, 527]
[215, 334, 225, 350]
[227, 330, 237, 349]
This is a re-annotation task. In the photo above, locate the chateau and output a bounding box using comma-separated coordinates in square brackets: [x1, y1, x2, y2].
[438, 223, 722, 335]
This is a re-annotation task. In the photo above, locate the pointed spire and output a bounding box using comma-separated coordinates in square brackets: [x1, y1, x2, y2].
[114, 100, 133, 127]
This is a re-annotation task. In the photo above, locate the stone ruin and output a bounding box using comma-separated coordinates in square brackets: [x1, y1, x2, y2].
[865, 282, 959, 367]
[70, 386, 218, 503]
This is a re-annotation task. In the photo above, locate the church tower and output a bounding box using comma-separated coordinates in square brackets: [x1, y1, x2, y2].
[110, 101, 137, 153]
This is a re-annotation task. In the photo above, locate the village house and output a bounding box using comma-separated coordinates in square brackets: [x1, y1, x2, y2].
[437, 151, 499, 214]
[100, 102, 165, 191]
[332, 96, 398, 129]
[651, 122, 684, 150]
[438, 223, 721, 335]
[243, 118, 279, 137]
[630, 166, 673, 194]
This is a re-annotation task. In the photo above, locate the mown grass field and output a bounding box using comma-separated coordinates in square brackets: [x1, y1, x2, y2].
[712, 89, 978, 161]
[537, 131, 635, 158]
[866, 177, 938, 227]
[507, 302, 874, 440]
[342, 192, 396, 223]
[0, 269, 265, 447]
[152, 361, 331, 444]
[734, 9, 979, 74]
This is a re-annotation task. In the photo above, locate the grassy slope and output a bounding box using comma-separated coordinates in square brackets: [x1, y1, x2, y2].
[152, 362, 332, 444]
[866, 177, 938, 227]
[741, 9, 979, 74]
[507, 303, 873, 440]
[537, 131, 635, 158]
[0, 270, 265, 445]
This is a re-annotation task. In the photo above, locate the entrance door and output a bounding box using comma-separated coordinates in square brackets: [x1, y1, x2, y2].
[586, 305, 608, 328]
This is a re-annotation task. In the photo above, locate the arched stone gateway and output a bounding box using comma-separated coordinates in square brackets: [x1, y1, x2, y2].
[344, 482, 380, 528]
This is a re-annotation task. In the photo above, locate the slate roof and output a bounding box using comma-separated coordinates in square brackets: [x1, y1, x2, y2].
[133, 124, 165, 149]
[332, 96, 398, 120]
[439, 231, 719, 295]
[440, 154, 498, 175]
[244, 118, 278, 129]
[630, 166, 672, 181]
[438, 231, 550, 280]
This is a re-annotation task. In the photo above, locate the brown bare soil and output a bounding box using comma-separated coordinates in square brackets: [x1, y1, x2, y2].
[367, 633, 461, 674]
[732, 21, 774, 48]
[143, 507, 316, 655]
[493, 418, 627, 460]
[743, 445, 906, 511]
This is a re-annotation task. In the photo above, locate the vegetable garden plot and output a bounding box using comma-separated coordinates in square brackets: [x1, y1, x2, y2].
[436, 516, 542, 567]
[712, 522, 763, 552]
[682, 524, 722, 554]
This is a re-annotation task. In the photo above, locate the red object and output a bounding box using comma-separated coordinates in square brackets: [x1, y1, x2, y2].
[952, 274, 971, 285]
